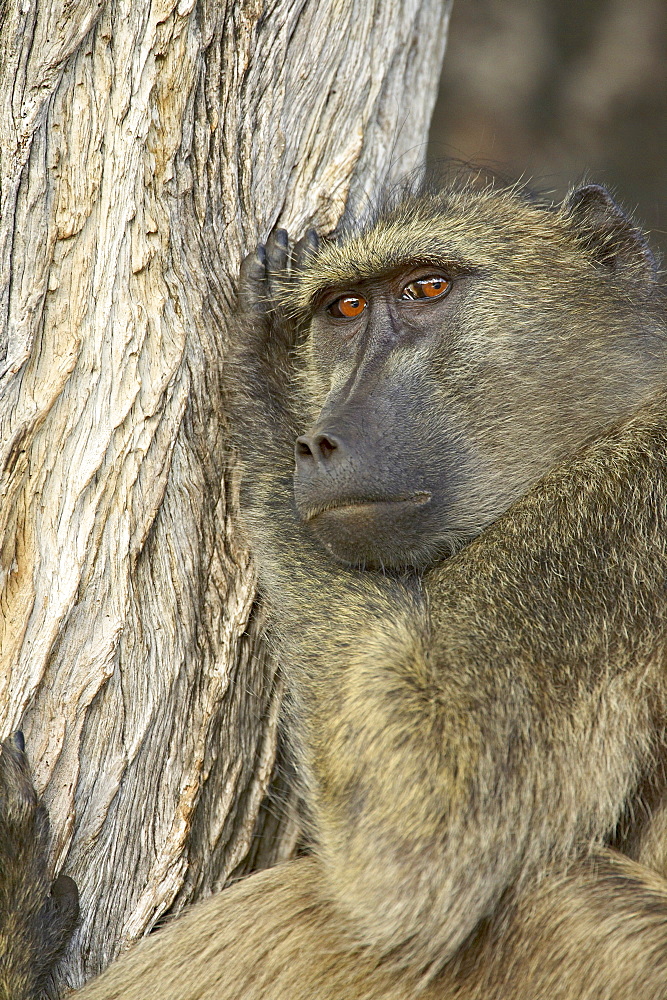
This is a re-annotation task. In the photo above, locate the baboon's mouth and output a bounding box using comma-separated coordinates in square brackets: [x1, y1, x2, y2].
[303, 491, 432, 523]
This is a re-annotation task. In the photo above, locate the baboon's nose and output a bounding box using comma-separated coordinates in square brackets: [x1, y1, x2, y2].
[295, 431, 344, 465]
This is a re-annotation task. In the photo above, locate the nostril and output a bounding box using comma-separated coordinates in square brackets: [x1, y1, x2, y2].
[296, 437, 314, 459]
[295, 432, 342, 464]
[315, 434, 338, 460]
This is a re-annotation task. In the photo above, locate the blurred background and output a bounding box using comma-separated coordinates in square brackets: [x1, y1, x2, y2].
[428, 0, 667, 259]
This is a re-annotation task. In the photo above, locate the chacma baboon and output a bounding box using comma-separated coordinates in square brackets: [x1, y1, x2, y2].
[1, 179, 667, 999]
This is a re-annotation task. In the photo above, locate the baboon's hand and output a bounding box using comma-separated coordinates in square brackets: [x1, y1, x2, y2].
[0, 733, 79, 1000]
[229, 227, 319, 464]
[237, 226, 319, 338]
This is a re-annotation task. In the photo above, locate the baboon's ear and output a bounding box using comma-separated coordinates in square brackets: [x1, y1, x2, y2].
[562, 184, 657, 283]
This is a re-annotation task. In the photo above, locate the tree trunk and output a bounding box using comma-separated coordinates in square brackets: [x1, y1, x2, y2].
[0, 0, 451, 992]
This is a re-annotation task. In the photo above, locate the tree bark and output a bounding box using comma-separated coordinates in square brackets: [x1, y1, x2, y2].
[0, 0, 451, 992]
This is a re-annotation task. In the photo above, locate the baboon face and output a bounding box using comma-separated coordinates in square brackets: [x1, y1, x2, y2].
[291, 185, 664, 570]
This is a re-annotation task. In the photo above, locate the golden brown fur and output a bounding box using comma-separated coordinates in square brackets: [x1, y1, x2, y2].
[1, 179, 667, 999]
[70, 850, 667, 1000]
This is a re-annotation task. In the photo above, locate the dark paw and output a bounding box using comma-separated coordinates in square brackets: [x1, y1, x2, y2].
[265, 227, 290, 300]
[50, 872, 80, 931]
[292, 229, 320, 274]
[238, 228, 290, 317]
[238, 226, 320, 319]
[231, 225, 321, 455]
[238, 243, 269, 316]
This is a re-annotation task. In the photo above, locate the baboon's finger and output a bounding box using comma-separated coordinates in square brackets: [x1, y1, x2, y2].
[292, 229, 320, 274]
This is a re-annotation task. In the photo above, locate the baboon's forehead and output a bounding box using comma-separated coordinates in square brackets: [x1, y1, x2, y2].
[288, 188, 574, 317]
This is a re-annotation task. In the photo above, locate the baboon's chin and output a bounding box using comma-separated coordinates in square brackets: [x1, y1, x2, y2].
[303, 497, 437, 570]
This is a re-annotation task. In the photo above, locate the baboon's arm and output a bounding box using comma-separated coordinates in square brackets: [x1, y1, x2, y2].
[228, 233, 667, 972]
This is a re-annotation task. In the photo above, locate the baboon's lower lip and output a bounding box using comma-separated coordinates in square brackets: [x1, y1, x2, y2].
[304, 491, 432, 522]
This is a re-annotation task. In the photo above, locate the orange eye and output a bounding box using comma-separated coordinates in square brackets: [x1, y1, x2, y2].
[327, 294, 367, 319]
[401, 277, 451, 301]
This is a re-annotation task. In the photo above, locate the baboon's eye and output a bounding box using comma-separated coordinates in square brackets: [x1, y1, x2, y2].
[401, 277, 452, 301]
[327, 294, 367, 319]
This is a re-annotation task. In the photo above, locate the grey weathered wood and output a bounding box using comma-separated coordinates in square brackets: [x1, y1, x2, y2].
[0, 0, 451, 991]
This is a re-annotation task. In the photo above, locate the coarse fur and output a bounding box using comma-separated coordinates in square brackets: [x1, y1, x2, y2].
[0, 734, 78, 999]
[1, 178, 667, 999]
